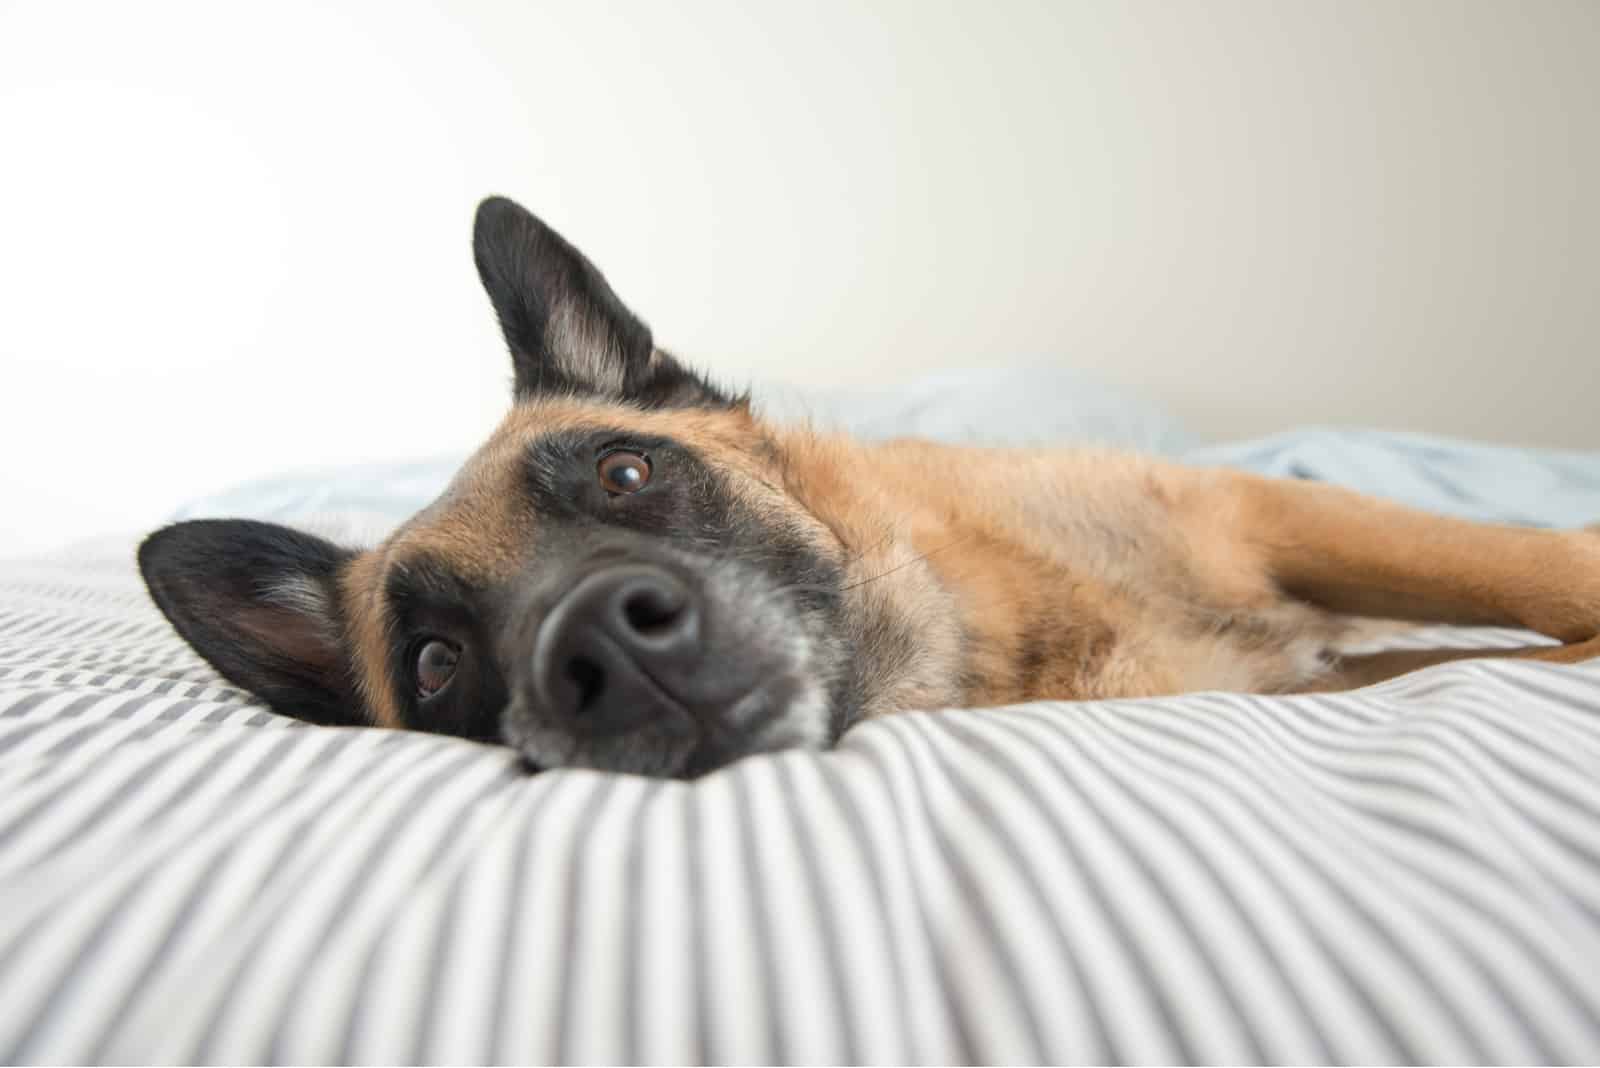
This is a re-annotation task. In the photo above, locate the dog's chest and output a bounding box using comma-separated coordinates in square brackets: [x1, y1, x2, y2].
[899, 453, 1347, 705]
[952, 563, 1344, 706]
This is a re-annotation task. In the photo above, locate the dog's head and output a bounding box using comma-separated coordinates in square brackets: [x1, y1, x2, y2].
[139, 197, 866, 777]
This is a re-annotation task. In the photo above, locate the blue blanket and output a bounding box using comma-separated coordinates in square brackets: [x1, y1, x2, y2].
[1191, 429, 1600, 527]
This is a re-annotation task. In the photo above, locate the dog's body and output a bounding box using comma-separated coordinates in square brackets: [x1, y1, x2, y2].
[140, 197, 1600, 777]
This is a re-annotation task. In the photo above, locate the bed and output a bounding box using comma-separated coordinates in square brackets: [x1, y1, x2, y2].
[3, 369, 1599, 1063]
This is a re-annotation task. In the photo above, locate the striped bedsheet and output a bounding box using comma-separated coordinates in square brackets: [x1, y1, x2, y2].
[3, 532, 1600, 1064]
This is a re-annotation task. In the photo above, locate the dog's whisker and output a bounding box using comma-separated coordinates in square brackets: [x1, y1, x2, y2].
[839, 532, 978, 593]
[752, 582, 843, 607]
[840, 524, 900, 567]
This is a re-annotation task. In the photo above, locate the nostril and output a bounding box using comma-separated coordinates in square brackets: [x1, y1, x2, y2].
[622, 585, 685, 635]
[565, 656, 605, 712]
[532, 567, 702, 736]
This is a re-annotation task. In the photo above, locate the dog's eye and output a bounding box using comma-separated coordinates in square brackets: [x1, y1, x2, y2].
[598, 450, 652, 495]
[414, 638, 459, 698]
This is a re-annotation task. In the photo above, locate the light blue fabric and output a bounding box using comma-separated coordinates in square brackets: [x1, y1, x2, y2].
[174, 368, 1600, 529]
[756, 365, 1200, 455]
[173, 455, 464, 525]
[1187, 429, 1600, 528]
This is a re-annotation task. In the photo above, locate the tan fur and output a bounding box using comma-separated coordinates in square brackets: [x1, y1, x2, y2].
[774, 434, 1354, 709]
[338, 394, 1600, 729]
[340, 549, 403, 728]
[763, 426, 1600, 702]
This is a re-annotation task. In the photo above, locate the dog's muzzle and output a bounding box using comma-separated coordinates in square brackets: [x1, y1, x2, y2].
[502, 553, 835, 777]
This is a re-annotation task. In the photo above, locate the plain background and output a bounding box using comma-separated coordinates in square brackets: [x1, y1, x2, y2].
[2, 0, 1596, 557]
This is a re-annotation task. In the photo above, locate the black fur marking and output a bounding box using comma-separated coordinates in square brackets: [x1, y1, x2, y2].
[472, 195, 650, 396]
[383, 554, 506, 743]
[137, 520, 360, 726]
[522, 427, 845, 599]
[518, 425, 853, 749]
[521, 427, 747, 553]
[472, 196, 733, 409]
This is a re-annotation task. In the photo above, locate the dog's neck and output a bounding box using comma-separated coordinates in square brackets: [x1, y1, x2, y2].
[768, 422, 1102, 718]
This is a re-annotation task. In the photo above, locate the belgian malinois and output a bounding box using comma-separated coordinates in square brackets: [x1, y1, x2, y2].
[138, 196, 1600, 777]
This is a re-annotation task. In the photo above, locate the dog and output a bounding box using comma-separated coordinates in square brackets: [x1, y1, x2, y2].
[138, 196, 1600, 777]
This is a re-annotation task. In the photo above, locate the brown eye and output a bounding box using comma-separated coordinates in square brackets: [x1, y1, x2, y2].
[414, 638, 459, 698]
[597, 450, 652, 495]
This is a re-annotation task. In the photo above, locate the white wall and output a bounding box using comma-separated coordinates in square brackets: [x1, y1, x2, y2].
[2, 0, 1597, 557]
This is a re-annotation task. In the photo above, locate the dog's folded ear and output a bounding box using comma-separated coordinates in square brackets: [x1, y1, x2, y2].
[472, 195, 735, 408]
[138, 520, 363, 726]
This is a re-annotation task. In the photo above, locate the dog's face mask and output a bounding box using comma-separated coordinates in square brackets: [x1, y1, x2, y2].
[140, 197, 856, 777]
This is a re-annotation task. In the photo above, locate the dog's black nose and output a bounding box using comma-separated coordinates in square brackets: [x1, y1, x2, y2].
[532, 565, 702, 734]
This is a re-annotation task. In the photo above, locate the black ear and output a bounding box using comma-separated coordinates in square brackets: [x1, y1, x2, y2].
[138, 520, 362, 726]
[472, 195, 733, 408]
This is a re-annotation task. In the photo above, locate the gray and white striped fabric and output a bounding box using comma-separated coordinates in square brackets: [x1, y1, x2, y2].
[4, 533, 1600, 1064]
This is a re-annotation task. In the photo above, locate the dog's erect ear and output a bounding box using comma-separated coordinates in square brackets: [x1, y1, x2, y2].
[138, 520, 362, 726]
[472, 195, 733, 408]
